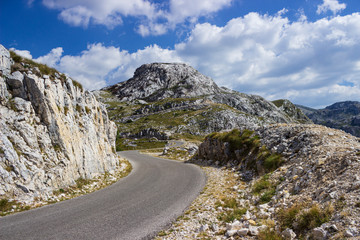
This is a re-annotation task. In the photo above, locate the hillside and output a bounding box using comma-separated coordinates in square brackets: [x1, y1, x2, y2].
[297, 101, 360, 137]
[97, 63, 311, 150]
[0, 45, 130, 212]
[157, 124, 360, 239]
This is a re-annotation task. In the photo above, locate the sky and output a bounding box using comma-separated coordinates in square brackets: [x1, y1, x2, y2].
[1, 0, 360, 108]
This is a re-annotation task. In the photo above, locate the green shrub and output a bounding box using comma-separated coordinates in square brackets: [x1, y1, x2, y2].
[76, 104, 82, 112]
[278, 203, 334, 235]
[75, 177, 91, 189]
[259, 188, 276, 204]
[258, 228, 283, 240]
[10, 51, 22, 63]
[85, 106, 91, 114]
[0, 198, 13, 212]
[252, 175, 271, 194]
[72, 80, 83, 91]
[297, 205, 333, 232]
[64, 106, 69, 115]
[207, 129, 283, 173]
[218, 208, 247, 222]
[264, 154, 283, 172]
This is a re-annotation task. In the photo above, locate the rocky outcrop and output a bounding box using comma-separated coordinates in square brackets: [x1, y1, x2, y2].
[192, 124, 360, 238]
[297, 101, 360, 137]
[100, 63, 311, 141]
[0, 45, 119, 203]
[105, 63, 222, 102]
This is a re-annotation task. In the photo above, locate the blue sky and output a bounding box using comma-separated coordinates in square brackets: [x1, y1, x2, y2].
[1, 0, 360, 108]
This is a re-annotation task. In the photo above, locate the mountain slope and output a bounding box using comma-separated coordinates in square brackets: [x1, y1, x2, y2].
[297, 101, 360, 137]
[0, 45, 124, 205]
[98, 63, 311, 149]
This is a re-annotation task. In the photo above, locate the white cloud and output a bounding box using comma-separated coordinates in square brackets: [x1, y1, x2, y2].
[173, 12, 360, 108]
[167, 0, 233, 25]
[57, 43, 126, 90]
[35, 47, 63, 67]
[317, 0, 346, 15]
[42, 0, 159, 28]
[10, 48, 33, 59]
[27, 11, 360, 107]
[41, 0, 233, 35]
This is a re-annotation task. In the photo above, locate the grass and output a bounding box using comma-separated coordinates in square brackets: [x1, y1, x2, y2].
[85, 106, 91, 114]
[64, 106, 69, 115]
[116, 137, 167, 151]
[216, 197, 247, 222]
[277, 203, 334, 236]
[0, 198, 13, 212]
[206, 129, 283, 173]
[0, 198, 31, 216]
[72, 80, 83, 91]
[252, 175, 278, 204]
[9, 50, 71, 83]
[75, 177, 91, 189]
[258, 228, 284, 240]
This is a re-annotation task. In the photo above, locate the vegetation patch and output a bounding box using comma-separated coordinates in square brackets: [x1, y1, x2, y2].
[277, 203, 334, 236]
[116, 137, 167, 151]
[252, 175, 278, 204]
[216, 197, 247, 222]
[207, 129, 283, 173]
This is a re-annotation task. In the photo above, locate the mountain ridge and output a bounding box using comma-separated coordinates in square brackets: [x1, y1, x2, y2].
[99, 63, 311, 150]
[297, 101, 360, 137]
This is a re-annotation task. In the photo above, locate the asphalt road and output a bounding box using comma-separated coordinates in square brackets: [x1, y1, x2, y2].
[0, 151, 206, 240]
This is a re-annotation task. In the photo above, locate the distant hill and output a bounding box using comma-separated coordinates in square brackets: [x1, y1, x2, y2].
[297, 101, 360, 137]
[97, 63, 311, 150]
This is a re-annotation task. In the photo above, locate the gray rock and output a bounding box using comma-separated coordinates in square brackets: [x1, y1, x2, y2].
[199, 224, 208, 232]
[312, 227, 327, 240]
[282, 228, 296, 240]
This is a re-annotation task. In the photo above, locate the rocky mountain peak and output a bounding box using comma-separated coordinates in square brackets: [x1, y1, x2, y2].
[105, 62, 222, 102]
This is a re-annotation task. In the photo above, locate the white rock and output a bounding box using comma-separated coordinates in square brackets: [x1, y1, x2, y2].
[226, 229, 237, 237]
[237, 228, 249, 236]
[344, 230, 354, 237]
[248, 226, 259, 236]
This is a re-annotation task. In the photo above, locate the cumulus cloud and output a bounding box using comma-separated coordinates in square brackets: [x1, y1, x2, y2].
[317, 0, 346, 15]
[167, 0, 233, 25]
[35, 47, 63, 67]
[41, 0, 233, 35]
[29, 11, 360, 107]
[10, 48, 33, 59]
[42, 0, 159, 29]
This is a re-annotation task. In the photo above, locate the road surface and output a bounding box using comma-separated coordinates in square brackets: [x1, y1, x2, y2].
[0, 151, 206, 240]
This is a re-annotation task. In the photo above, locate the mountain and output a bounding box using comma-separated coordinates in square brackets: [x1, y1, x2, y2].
[297, 101, 360, 137]
[98, 63, 311, 149]
[0, 45, 122, 204]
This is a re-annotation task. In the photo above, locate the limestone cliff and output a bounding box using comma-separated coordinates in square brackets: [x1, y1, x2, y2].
[0, 45, 119, 203]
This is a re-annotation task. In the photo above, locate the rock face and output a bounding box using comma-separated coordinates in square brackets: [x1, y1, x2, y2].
[105, 63, 222, 102]
[0, 45, 119, 202]
[100, 63, 311, 140]
[193, 124, 360, 238]
[297, 101, 360, 137]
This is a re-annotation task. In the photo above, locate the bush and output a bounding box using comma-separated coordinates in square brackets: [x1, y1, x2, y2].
[72, 80, 83, 91]
[278, 203, 334, 235]
[207, 129, 283, 173]
[0, 198, 13, 212]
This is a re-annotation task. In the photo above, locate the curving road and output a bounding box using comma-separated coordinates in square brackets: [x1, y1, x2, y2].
[0, 151, 206, 240]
